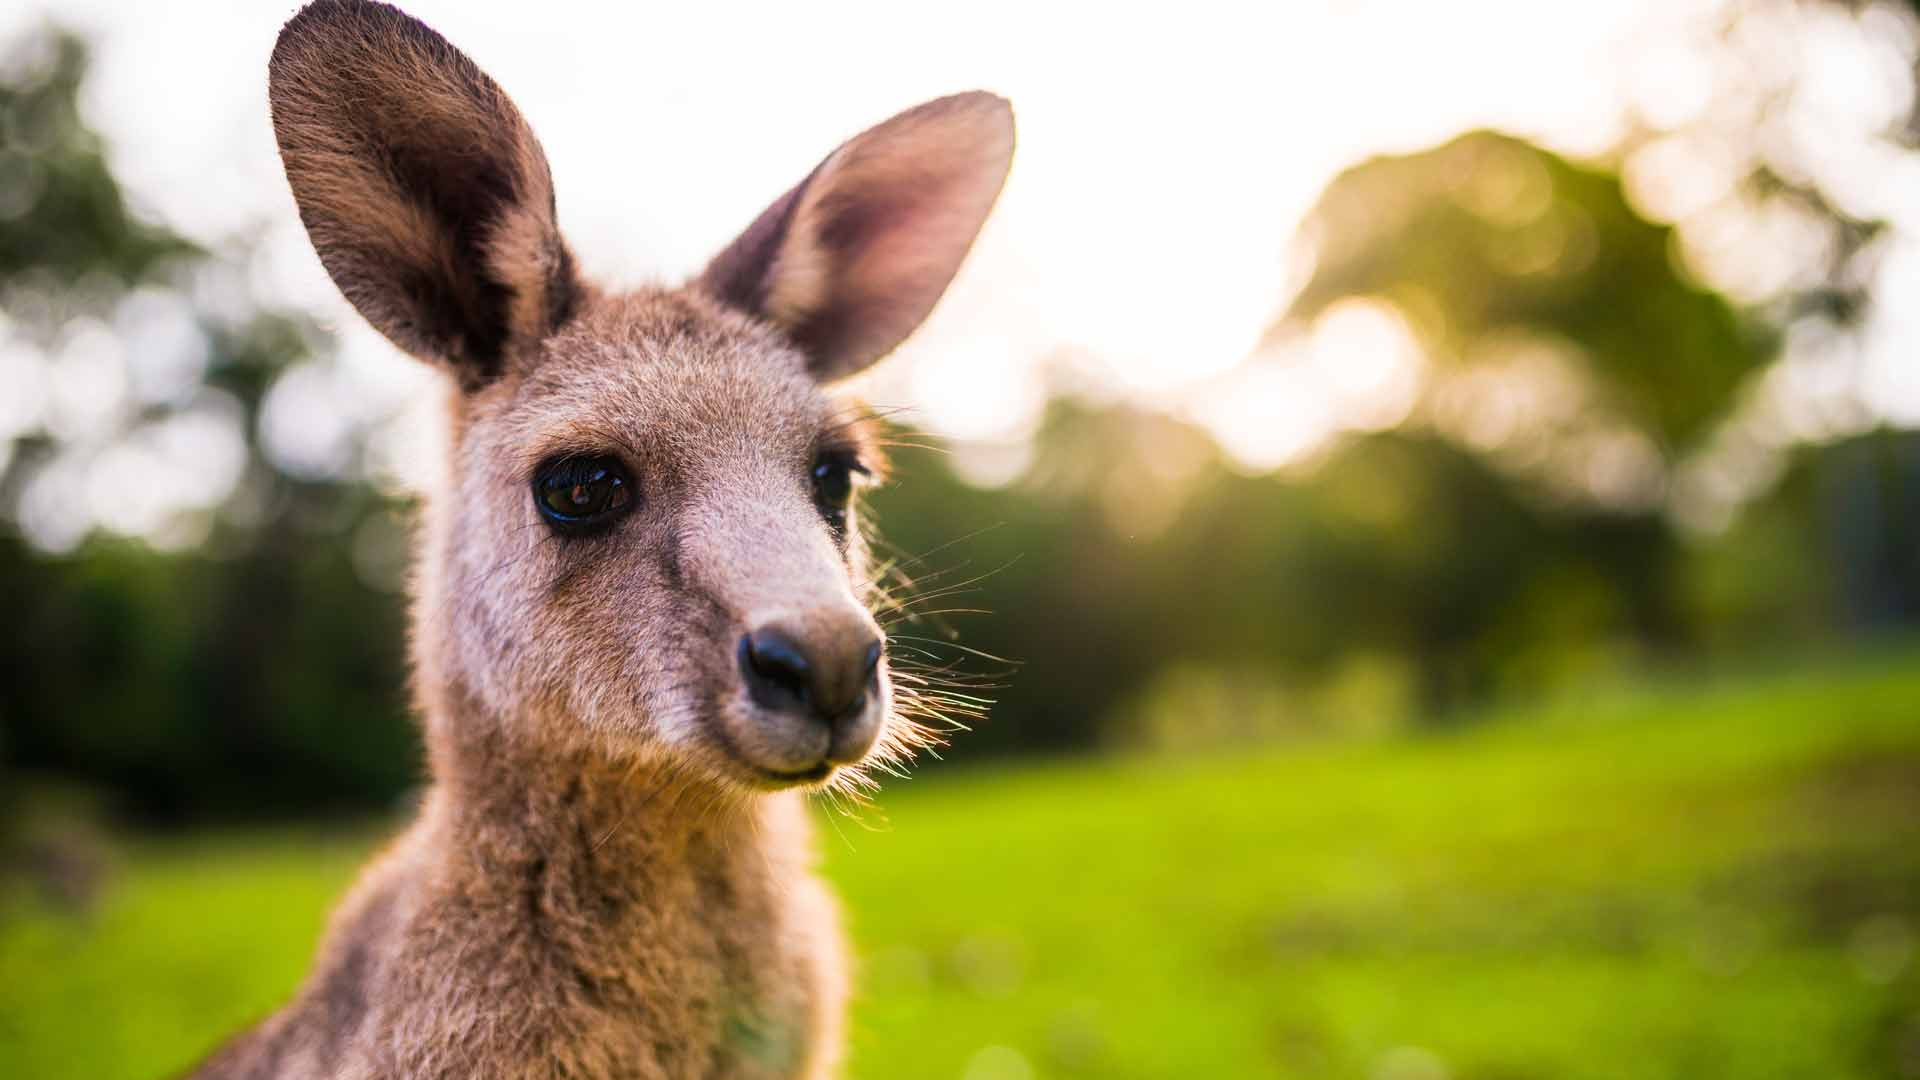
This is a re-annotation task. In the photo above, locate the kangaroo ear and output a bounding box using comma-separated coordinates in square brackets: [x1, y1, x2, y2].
[700, 92, 1015, 381]
[268, 0, 580, 389]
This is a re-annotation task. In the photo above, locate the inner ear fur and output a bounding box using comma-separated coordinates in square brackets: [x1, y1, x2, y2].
[700, 92, 1015, 382]
[269, 0, 580, 388]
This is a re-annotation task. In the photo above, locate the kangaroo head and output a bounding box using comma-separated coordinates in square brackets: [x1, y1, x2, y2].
[267, 1, 1012, 791]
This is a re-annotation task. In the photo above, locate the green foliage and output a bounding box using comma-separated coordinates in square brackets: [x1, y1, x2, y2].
[3, 655, 1916, 1078]
[0, 514, 417, 822]
[0, 25, 416, 822]
[874, 403, 1776, 749]
[0, 30, 192, 284]
[1285, 131, 1768, 450]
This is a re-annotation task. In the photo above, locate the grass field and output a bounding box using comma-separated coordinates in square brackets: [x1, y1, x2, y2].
[3, 653, 1919, 1079]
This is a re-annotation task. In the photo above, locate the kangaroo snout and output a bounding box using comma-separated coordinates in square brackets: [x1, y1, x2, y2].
[736, 613, 887, 775]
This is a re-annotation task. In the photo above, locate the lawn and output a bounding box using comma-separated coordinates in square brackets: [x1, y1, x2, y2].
[3, 653, 1918, 1079]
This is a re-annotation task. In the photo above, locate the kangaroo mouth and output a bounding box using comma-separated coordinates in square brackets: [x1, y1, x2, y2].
[705, 712, 851, 789]
[752, 760, 836, 785]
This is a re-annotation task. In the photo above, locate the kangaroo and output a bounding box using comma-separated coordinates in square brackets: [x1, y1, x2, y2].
[191, 2, 1012, 1077]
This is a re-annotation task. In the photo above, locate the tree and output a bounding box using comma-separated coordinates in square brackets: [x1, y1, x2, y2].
[0, 28, 415, 822]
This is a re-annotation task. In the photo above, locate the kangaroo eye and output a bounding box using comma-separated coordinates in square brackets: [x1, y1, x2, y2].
[534, 455, 634, 533]
[811, 455, 864, 530]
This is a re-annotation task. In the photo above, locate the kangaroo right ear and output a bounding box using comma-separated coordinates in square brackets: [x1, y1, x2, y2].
[268, 0, 580, 390]
[699, 92, 1015, 382]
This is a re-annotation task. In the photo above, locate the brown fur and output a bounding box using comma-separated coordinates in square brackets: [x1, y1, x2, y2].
[195, 2, 1013, 1077]
[268, 0, 579, 386]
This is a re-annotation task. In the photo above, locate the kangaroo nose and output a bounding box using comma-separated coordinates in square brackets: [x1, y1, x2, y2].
[740, 625, 882, 726]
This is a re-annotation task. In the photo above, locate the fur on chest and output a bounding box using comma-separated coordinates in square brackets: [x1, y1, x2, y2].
[339, 821, 843, 1080]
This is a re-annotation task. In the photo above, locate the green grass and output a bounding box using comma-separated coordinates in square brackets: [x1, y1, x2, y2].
[4, 653, 1919, 1079]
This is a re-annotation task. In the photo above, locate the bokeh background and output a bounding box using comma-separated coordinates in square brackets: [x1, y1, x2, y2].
[3, 1, 1919, 1077]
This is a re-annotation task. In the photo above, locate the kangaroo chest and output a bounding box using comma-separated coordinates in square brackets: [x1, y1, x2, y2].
[359, 816, 841, 1080]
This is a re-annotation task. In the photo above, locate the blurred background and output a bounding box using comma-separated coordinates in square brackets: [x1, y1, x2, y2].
[2, 0, 1918, 1077]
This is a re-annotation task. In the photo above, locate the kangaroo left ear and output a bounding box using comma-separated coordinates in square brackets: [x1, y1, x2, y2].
[699, 92, 1015, 382]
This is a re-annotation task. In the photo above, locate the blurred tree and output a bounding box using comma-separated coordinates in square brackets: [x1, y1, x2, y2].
[1283, 131, 1766, 454]
[873, 400, 1686, 745]
[0, 34, 189, 283]
[1634, 0, 1920, 626]
[3, 9, 1916, 821]
[1683, 428, 1920, 644]
[1668, 0, 1920, 326]
[0, 28, 416, 823]
[1259, 40, 1920, 698]
[1157, 134, 1770, 712]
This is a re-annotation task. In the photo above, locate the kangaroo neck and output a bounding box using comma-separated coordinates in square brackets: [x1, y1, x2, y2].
[416, 682, 775, 916]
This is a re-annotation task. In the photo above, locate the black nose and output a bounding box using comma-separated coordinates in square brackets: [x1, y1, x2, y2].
[740, 625, 882, 724]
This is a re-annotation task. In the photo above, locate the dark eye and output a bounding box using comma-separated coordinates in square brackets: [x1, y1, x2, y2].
[811, 455, 864, 530]
[533, 455, 634, 533]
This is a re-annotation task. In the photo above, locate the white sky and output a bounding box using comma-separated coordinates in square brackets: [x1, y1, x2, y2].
[4, 0, 1721, 443]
